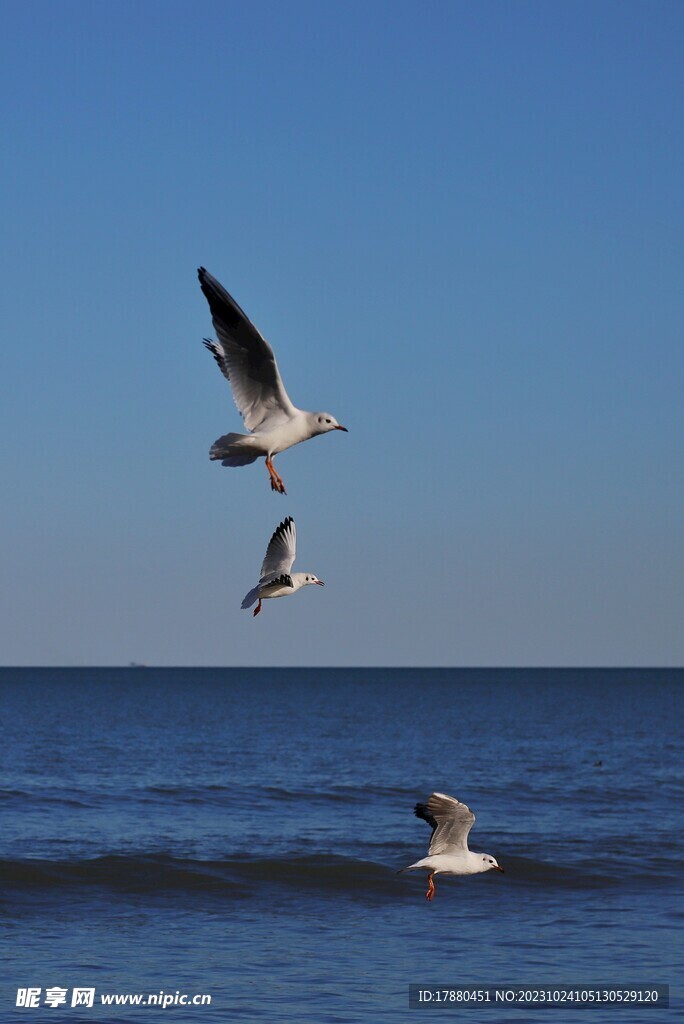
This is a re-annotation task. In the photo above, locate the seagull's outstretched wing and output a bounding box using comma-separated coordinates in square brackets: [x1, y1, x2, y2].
[260, 517, 297, 583]
[198, 267, 298, 432]
[415, 792, 475, 855]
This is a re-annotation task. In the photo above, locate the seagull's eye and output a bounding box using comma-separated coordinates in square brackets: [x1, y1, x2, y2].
[326, 418, 331, 423]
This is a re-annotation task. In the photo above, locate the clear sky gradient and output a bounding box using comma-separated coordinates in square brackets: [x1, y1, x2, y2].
[1, 0, 682, 665]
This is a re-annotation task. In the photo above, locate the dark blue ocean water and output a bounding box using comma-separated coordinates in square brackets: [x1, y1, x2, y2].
[0, 668, 681, 1022]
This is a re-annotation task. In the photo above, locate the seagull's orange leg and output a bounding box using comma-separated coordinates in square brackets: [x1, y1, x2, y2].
[265, 458, 287, 495]
[265, 458, 278, 491]
[272, 465, 286, 493]
[426, 873, 436, 901]
[253, 599, 262, 617]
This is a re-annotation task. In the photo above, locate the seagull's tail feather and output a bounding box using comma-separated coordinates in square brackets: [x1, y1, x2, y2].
[398, 859, 430, 874]
[209, 432, 259, 467]
[241, 586, 260, 610]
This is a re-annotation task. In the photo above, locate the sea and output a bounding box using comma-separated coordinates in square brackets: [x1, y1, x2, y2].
[0, 668, 681, 1023]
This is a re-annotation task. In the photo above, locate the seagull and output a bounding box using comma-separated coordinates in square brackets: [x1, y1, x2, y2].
[241, 517, 324, 617]
[198, 267, 347, 494]
[400, 792, 504, 901]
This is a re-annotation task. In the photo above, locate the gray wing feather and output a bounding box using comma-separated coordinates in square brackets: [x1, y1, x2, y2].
[415, 792, 475, 855]
[259, 574, 294, 595]
[259, 517, 296, 582]
[241, 585, 260, 609]
[198, 268, 297, 432]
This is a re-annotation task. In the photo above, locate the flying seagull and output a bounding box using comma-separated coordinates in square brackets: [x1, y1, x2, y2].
[198, 267, 347, 494]
[241, 517, 324, 617]
[400, 792, 504, 900]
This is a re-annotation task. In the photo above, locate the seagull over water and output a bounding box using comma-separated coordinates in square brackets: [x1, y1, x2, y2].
[241, 517, 324, 617]
[400, 792, 504, 901]
[198, 268, 347, 494]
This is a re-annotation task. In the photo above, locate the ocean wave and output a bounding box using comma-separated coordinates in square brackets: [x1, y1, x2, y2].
[0, 854, 387, 897]
[0, 851, 675, 899]
[141, 782, 411, 800]
[0, 789, 98, 809]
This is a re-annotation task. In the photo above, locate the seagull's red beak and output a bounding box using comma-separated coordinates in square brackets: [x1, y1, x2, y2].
[334, 425, 348, 431]
[494, 865, 505, 873]
[315, 579, 325, 586]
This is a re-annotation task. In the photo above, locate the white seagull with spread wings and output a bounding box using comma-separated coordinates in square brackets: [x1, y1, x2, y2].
[400, 792, 504, 901]
[198, 268, 347, 494]
[241, 517, 324, 617]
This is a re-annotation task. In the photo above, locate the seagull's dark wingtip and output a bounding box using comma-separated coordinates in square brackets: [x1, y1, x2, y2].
[414, 802, 438, 833]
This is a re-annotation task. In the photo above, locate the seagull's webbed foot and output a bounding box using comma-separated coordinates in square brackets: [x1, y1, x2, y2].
[266, 458, 287, 495]
[253, 600, 262, 617]
[426, 873, 436, 901]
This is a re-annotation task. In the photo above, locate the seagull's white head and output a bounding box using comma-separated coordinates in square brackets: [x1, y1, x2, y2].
[311, 412, 348, 436]
[302, 574, 325, 587]
[481, 854, 504, 873]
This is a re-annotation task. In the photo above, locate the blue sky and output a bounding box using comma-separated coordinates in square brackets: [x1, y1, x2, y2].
[1, 0, 682, 665]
